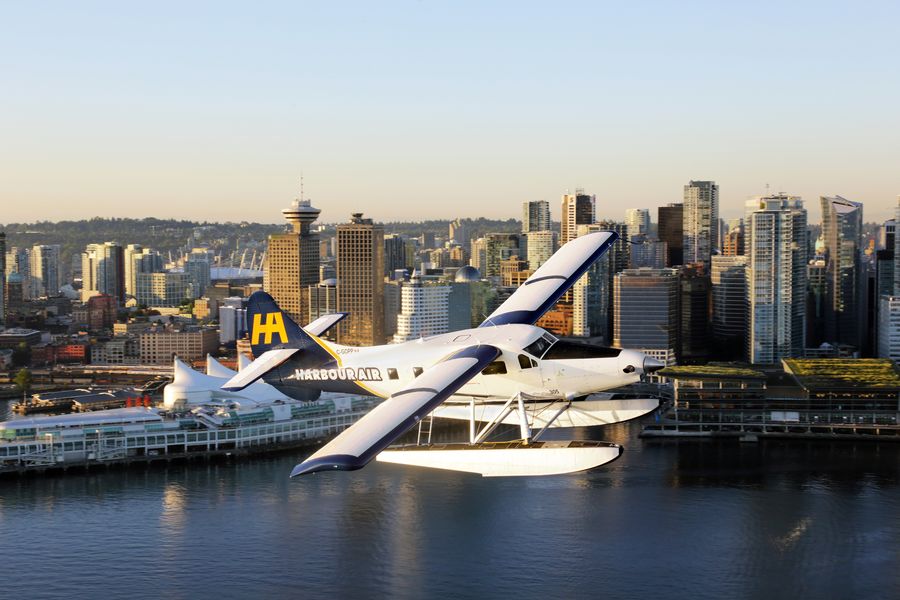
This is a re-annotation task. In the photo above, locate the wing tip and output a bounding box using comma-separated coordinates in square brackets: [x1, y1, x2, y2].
[290, 454, 365, 477]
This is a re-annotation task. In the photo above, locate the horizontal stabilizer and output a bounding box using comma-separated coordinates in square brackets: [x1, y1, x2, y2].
[221, 348, 299, 391]
[304, 313, 348, 337]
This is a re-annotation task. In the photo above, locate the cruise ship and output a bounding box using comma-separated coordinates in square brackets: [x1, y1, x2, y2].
[0, 356, 379, 475]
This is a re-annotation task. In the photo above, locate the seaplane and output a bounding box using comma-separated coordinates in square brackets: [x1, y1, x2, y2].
[223, 230, 664, 477]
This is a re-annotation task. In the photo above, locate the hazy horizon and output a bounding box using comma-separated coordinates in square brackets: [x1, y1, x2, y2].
[2, 2, 898, 225]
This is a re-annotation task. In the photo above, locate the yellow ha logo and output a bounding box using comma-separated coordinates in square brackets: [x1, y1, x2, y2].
[252, 312, 288, 345]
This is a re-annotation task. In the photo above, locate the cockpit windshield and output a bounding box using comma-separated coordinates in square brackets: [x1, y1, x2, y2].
[523, 333, 558, 359]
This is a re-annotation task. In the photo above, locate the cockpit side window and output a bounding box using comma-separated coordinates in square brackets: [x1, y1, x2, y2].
[481, 360, 508, 375]
[517, 354, 534, 369]
[523, 334, 555, 359]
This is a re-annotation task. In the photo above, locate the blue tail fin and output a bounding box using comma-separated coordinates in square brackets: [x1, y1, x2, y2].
[247, 291, 335, 367]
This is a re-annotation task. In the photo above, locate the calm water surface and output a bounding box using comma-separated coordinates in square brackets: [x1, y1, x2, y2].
[1, 399, 898, 600]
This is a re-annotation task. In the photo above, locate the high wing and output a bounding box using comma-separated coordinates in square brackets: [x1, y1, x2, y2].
[290, 344, 500, 476]
[479, 230, 618, 327]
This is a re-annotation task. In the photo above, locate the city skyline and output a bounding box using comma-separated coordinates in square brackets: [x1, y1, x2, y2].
[2, 2, 899, 223]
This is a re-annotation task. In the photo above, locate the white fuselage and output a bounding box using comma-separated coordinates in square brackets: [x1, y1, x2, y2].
[285, 324, 647, 401]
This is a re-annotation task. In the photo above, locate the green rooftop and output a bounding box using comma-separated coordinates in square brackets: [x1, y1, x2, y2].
[782, 358, 900, 389]
[659, 365, 766, 380]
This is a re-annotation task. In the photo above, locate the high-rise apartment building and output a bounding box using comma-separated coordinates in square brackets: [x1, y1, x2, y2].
[624, 208, 650, 236]
[336, 213, 385, 346]
[449, 219, 470, 246]
[29, 244, 61, 298]
[393, 275, 451, 343]
[820, 195, 864, 350]
[561, 191, 595, 244]
[384, 234, 407, 275]
[683, 180, 719, 271]
[0, 232, 5, 323]
[722, 219, 744, 256]
[711, 255, 748, 358]
[572, 224, 611, 340]
[679, 265, 711, 362]
[877, 296, 900, 361]
[613, 268, 680, 365]
[526, 231, 557, 271]
[124, 244, 163, 298]
[469, 238, 487, 273]
[483, 233, 520, 279]
[263, 196, 321, 325]
[746, 195, 808, 364]
[658, 203, 684, 267]
[185, 247, 213, 297]
[135, 272, 194, 307]
[82, 242, 124, 302]
[523, 200, 551, 233]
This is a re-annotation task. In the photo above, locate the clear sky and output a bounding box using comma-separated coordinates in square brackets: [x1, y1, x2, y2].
[2, 1, 898, 225]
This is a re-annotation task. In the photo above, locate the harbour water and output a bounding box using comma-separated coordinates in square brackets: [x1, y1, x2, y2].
[1, 398, 898, 600]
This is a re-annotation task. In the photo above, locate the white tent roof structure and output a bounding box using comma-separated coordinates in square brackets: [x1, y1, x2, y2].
[163, 356, 291, 410]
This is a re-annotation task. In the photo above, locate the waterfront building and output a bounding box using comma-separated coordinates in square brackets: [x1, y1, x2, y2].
[135, 272, 194, 308]
[658, 203, 684, 267]
[877, 296, 900, 360]
[29, 244, 62, 298]
[746, 195, 807, 364]
[624, 208, 650, 236]
[336, 213, 385, 346]
[392, 275, 451, 343]
[523, 200, 551, 233]
[139, 328, 218, 364]
[679, 265, 711, 362]
[820, 196, 864, 351]
[124, 245, 163, 298]
[82, 242, 125, 302]
[613, 268, 679, 365]
[91, 337, 141, 365]
[561, 191, 595, 244]
[683, 180, 719, 271]
[711, 255, 748, 358]
[264, 194, 321, 326]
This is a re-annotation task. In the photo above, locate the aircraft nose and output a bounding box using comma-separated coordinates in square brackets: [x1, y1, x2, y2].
[642, 357, 665, 373]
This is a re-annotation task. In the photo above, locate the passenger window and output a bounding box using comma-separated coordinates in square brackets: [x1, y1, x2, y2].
[518, 354, 533, 369]
[481, 361, 508, 375]
[413, 367, 423, 377]
[387, 368, 399, 380]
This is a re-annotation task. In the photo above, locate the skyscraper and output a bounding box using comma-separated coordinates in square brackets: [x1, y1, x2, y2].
[820, 195, 864, 350]
[561, 191, 595, 244]
[525, 230, 557, 271]
[624, 208, 650, 236]
[392, 275, 451, 343]
[711, 255, 748, 358]
[384, 234, 407, 275]
[0, 232, 5, 323]
[449, 219, 470, 246]
[683, 180, 719, 271]
[124, 244, 163, 298]
[263, 194, 321, 325]
[82, 242, 124, 302]
[613, 268, 680, 365]
[185, 247, 213, 297]
[679, 265, 711, 362]
[746, 195, 808, 364]
[658, 203, 684, 267]
[336, 213, 385, 346]
[29, 244, 61, 298]
[722, 219, 744, 256]
[483, 233, 520, 279]
[523, 200, 551, 233]
[572, 224, 611, 340]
